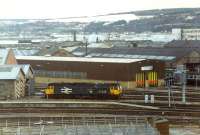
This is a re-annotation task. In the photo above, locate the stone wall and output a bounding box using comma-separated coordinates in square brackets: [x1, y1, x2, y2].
[0, 80, 14, 100]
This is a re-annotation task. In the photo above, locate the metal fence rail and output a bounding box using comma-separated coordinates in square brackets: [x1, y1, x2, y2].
[0, 116, 160, 135]
[0, 124, 160, 135]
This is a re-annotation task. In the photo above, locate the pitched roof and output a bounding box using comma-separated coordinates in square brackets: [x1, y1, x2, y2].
[18, 64, 33, 76]
[0, 49, 10, 65]
[0, 65, 24, 80]
[13, 49, 39, 56]
[72, 47, 187, 61]
[72, 41, 200, 61]
[34, 46, 74, 57]
[165, 40, 200, 48]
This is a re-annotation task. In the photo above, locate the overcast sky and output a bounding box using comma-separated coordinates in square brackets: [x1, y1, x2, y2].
[0, 0, 200, 19]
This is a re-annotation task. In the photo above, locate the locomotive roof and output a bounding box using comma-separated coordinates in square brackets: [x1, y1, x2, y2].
[16, 56, 145, 63]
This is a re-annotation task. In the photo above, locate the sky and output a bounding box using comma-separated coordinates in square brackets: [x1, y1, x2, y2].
[0, 0, 200, 19]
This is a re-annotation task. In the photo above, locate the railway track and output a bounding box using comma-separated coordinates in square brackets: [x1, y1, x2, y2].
[0, 100, 199, 125]
[121, 87, 200, 103]
[0, 106, 200, 117]
[121, 94, 200, 102]
[0, 108, 199, 125]
[0, 87, 200, 125]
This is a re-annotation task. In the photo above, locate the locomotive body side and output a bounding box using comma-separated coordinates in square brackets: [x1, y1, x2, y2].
[44, 83, 122, 99]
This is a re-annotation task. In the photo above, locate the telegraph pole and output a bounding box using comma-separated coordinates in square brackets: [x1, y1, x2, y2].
[165, 75, 172, 107]
[73, 31, 77, 42]
[175, 65, 187, 104]
[168, 79, 171, 107]
[85, 39, 88, 56]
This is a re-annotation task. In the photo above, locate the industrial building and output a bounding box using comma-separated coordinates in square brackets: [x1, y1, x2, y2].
[164, 40, 200, 66]
[0, 65, 26, 99]
[165, 40, 200, 85]
[72, 40, 200, 86]
[17, 56, 165, 89]
[172, 28, 200, 40]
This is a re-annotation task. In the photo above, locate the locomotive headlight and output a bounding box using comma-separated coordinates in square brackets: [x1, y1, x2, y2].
[89, 90, 93, 94]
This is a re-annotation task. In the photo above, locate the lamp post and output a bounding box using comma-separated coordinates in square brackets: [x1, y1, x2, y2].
[83, 37, 88, 56]
[182, 70, 186, 103]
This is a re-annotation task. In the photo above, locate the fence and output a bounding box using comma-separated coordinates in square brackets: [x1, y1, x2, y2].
[0, 116, 160, 135]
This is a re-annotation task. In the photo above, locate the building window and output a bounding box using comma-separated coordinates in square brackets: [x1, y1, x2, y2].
[35, 70, 87, 79]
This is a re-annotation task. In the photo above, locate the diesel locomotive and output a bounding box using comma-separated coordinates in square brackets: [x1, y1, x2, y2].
[44, 82, 123, 99]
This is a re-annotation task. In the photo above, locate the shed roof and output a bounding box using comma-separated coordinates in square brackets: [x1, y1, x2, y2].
[73, 39, 200, 61]
[165, 40, 200, 48]
[0, 65, 23, 80]
[18, 64, 33, 76]
[73, 47, 193, 61]
[13, 49, 39, 56]
[16, 56, 145, 63]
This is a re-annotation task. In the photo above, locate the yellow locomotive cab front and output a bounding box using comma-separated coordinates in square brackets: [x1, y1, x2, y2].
[110, 85, 122, 97]
[44, 86, 54, 95]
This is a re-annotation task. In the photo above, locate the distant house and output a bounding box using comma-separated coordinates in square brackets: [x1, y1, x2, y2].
[34, 47, 74, 57]
[0, 65, 26, 99]
[0, 49, 17, 65]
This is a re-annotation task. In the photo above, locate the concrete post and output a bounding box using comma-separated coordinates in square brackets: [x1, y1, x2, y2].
[147, 117, 169, 135]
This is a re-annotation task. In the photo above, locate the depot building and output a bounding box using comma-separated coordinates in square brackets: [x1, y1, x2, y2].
[17, 56, 165, 89]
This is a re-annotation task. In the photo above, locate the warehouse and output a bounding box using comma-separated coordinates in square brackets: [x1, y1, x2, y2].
[17, 56, 164, 89]
[0, 65, 26, 99]
[72, 40, 200, 86]
[164, 40, 200, 85]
